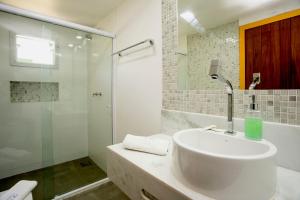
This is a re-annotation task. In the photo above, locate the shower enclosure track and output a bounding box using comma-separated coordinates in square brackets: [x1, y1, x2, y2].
[53, 178, 110, 200]
[0, 3, 115, 38]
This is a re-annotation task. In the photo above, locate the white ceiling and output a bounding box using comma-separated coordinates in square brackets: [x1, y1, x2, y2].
[179, 0, 300, 36]
[0, 0, 124, 27]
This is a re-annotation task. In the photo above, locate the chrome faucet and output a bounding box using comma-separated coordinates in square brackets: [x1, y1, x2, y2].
[209, 59, 234, 134]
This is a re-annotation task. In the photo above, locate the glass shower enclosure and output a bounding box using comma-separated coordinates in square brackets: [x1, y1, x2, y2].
[0, 10, 113, 199]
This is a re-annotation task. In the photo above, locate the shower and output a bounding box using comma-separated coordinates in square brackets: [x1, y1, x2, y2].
[0, 6, 114, 200]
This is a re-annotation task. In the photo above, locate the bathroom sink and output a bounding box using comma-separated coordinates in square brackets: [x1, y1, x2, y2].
[172, 129, 277, 200]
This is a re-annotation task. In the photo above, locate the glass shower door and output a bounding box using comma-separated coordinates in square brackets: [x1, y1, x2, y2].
[0, 10, 113, 200]
[87, 34, 113, 172]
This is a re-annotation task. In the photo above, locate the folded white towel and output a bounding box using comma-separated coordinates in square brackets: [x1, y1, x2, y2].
[123, 134, 169, 156]
[0, 180, 37, 200]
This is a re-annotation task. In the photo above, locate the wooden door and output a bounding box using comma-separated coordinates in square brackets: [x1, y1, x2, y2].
[245, 15, 300, 89]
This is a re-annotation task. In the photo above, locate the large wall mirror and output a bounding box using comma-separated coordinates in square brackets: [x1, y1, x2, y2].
[177, 0, 300, 90]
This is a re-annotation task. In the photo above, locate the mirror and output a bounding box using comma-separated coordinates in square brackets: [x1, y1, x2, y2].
[177, 0, 300, 90]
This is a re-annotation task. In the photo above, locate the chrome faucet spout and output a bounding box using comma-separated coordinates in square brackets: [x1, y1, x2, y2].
[227, 92, 234, 134]
[209, 59, 234, 134]
[225, 80, 234, 134]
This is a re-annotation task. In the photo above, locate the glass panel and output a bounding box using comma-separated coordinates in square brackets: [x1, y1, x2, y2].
[0, 10, 113, 199]
[87, 33, 113, 172]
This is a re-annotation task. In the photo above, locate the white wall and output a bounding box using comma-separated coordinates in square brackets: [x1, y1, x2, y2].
[239, 1, 300, 25]
[97, 0, 162, 142]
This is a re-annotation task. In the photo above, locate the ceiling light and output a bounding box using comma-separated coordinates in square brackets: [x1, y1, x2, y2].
[76, 35, 83, 40]
[180, 11, 195, 24]
[180, 11, 205, 33]
[68, 43, 74, 48]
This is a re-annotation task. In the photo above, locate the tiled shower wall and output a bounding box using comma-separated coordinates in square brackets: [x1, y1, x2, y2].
[161, 0, 300, 125]
[187, 21, 239, 90]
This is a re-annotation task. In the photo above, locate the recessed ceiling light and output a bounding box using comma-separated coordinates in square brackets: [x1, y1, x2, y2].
[78, 45, 82, 49]
[180, 11, 205, 33]
[180, 11, 195, 23]
[68, 43, 74, 48]
[76, 35, 83, 40]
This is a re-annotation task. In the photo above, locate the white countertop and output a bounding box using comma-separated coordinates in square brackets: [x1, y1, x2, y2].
[108, 134, 300, 200]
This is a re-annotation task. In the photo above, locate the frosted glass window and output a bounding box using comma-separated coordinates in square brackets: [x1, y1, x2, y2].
[15, 35, 55, 66]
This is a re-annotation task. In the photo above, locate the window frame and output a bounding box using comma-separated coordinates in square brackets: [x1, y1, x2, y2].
[9, 32, 59, 69]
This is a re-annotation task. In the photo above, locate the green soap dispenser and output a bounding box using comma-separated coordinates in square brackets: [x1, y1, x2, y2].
[245, 95, 263, 140]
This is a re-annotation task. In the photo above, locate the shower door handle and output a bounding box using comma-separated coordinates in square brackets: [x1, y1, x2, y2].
[92, 92, 102, 96]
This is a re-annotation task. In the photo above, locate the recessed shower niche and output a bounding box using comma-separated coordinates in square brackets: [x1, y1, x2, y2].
[10, 81, 59, 103]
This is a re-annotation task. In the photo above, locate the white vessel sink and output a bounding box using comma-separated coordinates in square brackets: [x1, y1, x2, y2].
[172, 129, 277, 200]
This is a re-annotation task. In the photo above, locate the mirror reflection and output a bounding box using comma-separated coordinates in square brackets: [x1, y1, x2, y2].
[177, 0, 300, 90]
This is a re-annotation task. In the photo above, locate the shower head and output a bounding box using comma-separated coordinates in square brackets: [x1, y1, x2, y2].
[208, 59, 233, 94]
[209, 59, 226, 83]
[85, 34, 92, 40]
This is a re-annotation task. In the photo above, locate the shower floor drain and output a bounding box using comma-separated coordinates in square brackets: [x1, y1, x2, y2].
[80, 160, 93, 167]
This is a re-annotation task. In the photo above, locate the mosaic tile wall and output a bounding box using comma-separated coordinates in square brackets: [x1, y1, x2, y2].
[161, 0, 300, 125]
[163, 89, 300, 125]
[162, 0, 178, 92]
[10, 81, 59, 103]
[187, 21, 239, 90]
